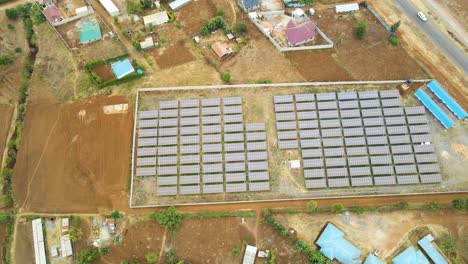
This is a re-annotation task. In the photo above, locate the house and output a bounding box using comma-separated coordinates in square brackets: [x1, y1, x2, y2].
[364, 254, 385, 264]
[140, 37, 155, 49]
[315, 223, 362, 264]
[79, 22, 102, 44]
[43, 6, 63, 24]
[418, 234, 448, 264]
[99, 0, 119, 16]
[211, 42, 233, 60]
[241, 0, 260, 11]
[392, 247, 429, 264]
[336, 3, 359, 13]
[242, 245, 257, 264]
[285, 19, 316, 46]
[111, 59, 135, 79]
[169, 0, 192, 10]
[60, 235, 73, 257]
[143, 11, 169, 27]
[75, 6, 89, 15]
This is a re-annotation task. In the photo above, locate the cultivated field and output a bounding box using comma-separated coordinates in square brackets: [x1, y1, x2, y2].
[13, 220, 35, 264]
[131, 84, 468, 207]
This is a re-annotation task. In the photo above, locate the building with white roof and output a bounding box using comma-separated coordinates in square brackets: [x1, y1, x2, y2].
[143, 11, 169, 27]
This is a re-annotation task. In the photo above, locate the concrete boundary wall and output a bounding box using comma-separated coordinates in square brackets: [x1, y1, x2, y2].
[51, 7, 95, 26]
[129, 79, 434, 208]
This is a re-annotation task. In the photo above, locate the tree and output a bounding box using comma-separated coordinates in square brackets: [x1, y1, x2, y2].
[234, 22, 247, 33]
[388, 35, 400, 46]
[216, 9, 224, 17]
[141, 0, 152, 8]
[149, 206, 181, 230]
[231, 247, 241, 256]
[76, 248, 99, 264]
[452, 198, 468, 210]
[69, 227, 83, 242]
[126, 0, 143, 15]
[145, 252, 158, 263]
[390, 20, 401, 33]
[437, 233, 456, 256]
[221, 72, 231, 83]
[111, 210, 123, 219]
[307, 200, 318, 212]
[0, 54, 13, 65]
[351, 206, 364, 215]
[266, 249, 276, 264]
[5, 8, 19, 20]
[300, 0, 314, 4]
[330, 203, 344, 213]
[34, 10, 46, 24]
[99, 247, 109, 255]
[354, 20, 367, 40]
[7, 24, 15, 30]
[427, 201, 443, 211]
[15, 47, 22, 53]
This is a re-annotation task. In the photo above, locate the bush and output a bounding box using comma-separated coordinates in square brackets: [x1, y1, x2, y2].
[234, 23, 247, 33]
[99, 247, 109, 255]
[307, 200, 318, 212]
[452, 198, 468, 210]
[69, 227, 83, 242]
[111, 210, 123, 219]
[231, 247, 241, 256]
[5, 8, 19, 20]
[216, 9, 224, 17]
[126, 0, 143, 15]
[0, 54, 13, 65]
[437, 233, 456, 256]
[388, 35, 400, 46]
[330, 203, 344, 213]
[354, 20, 367, 40]
[15, 47, 22, 53]
[396, 201, 409, 210]
[145, 252, 158, 263]
[427, 201, 443, 211]
[266, 248, 276, 264]
[221, 72, 231, 83]
[351, 206, 364, 215]
[149, 207, 181, 230]
[309, 251, 332, 264]
[390, 20, 401, 33]
[7, 24, 15, 30]
[200, 16, 229, 36]
[76, 248, 99, 264]
[34, 10, 46, 24]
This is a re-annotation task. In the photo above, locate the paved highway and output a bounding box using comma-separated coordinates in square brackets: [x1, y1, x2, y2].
[394, 0, 468, 74]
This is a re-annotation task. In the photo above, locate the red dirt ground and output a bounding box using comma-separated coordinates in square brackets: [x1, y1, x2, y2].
[12, 221, 35, 264]
[13, 95, 133, 213]
[153, 44, 196, 69]
[0, 104, 13, 165]
[0, 221, 7, 261]
[92, 64, 115, 82]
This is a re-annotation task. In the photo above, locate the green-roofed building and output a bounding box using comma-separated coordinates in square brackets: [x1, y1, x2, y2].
[79, 22, 102, 44]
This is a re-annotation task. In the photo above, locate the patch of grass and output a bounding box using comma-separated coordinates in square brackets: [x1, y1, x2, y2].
[182, 211, 255, 219]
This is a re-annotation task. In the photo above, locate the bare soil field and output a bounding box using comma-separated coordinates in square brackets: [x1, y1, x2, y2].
[0, 104, 13, 165]
[13, 220, 35, 264]
[0, 221, 7, 262]
[274, 209, 468, 262]
[92, 64, 114, 81]
[154, 43, 196, 69]
[13, 95, 133, 213]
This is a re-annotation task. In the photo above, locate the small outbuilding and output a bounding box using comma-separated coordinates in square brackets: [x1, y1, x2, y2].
[143, 11, 169, 27]
[289, 160, 300, 169]
[99, 0, 120, 16]
[242, 245, 257, 264]
[169, 0, 192, 10]
[75, 6, 89, 15]
[139, 37, 155, 49]
[211, 42, 233, 60]
[241, 0, 260, 11]
[111, 59, 135, 79]
[79, 22, 102, 44]
[335, 3, 359, 13]
[43, 6, 63, 24]
[60, 235, 73, 257]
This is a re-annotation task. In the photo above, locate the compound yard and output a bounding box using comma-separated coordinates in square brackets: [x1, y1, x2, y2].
[130, 84, 468, 207]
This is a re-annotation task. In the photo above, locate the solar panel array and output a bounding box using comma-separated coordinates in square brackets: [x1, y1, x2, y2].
[274, 90, 442, 189]
[135, 97, 270, 196]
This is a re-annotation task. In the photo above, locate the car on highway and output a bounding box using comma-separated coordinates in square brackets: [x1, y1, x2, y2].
[417, 11, 427, 22]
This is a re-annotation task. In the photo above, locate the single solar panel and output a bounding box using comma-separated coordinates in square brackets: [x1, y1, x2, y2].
[247, 141, 267, 151]
[202, 98, 221, 107]
[274, 103, 294, 112]
[224, 133, 244, 142]
[158, 146, 178, 155]
[298, 120, 318, 129]
[304, 168, 326, 178]
[395, 164, 417, 174]
[409, 124, 430, 134]
[303, 158, 324, 168]
[413, 144, 435, 153]
[202, 107, 221, 116]
[276, 112, 296, 121]
[305, 179, 327, 188]
[322, 138, 344, 147]
[223, 105, 242, 114]
[328, 177, 350, 187]
[158, 127, 178, 137]
[363, 117, 384, 127]
[247, 151, 267, 161]
[366, 136, 388, 145]
[248, 161, 268, 171]
[136, 157, 157, 167]
[225, 172, 246, 182]
[325, 157, 346, 167]
[342, 118, 362, 127]
[274, 95, 294, 104]
[180, 135, 200, 145]
[374, 176, 396, 185]
[249, 182, 270, 191]
[327, 167, 348, 177]
[136, 167, 156, 176]
[339, 100, 359, 109]
[411, 134, 432, 144]
[138, 137, 157, 147]
[226, 183, 247, 193]
[223, 97, 242, 105]
[180, 117, 199, 126]
[180, 99, 199, 108]
[387, 126, 408, 135]
[320, 128, 342, 137]
[139, 119, 158, 128]
[157, 166, 177, 176]
[340, 109, 361, 118]
[383, 107, 404, 116]
[203, 174, 223, 183]
[158, 156, 177, 165]
[180, 165, 200, 175]
[368, 146, 390, 155]
[418, 163, 440, 174]
[246, 132, 266, 141]
[381, 98, 402, 107]
[278, 140, 299, 149]
[420, 173, 442, 184]
[379, 89, 400, 98]
[300, 139, 321, 148]
[362, 108, 382, 117]
[343, 127, 364, 137]
[360, 100, 381, 108]
[317, 101, 338, 110]
[159, 100, 178, 109]
[179, 175, 200, 185]
[180, 185, 201, 195]
[157, 176, 177, 186]
[320, 119, 340, 128]
[296, 102, 316, 111]
[278, 131, 297, 140]
[224, 142, 245, 152]
[385, 116, 406, 125]
[249, 171, 269, 181]
[137, 147, 157, 157]
[337, 91, 357, 100]
[225, 152, 245, 162]
[223, 124, 242, 133]
[319, 110, 339, 119]
[139, 110, 159, 119]
[351, 177, 373, 186]
[159, 109, 178, 118]
[202, 134, 221, 143]
[302, 148, 322, 158]
[316, 92, 336, 101]
[404, 106, 426, 115]
[276, 121, 297, 131]
[407, 115, 428, 124]
[202, 124, 222, 134]
[180, 108, 199, 117]
[202, 143, 222, 153]
[202, 183, 224, 194]
[245, 123, 265, 132]
[158, 118, 178, 127]
[180, 145, 200, 154]
[391, 145, 413, 154]
[180, 126, 199, 135]
[138, 128, 158, 138]
[180, 154, 200, 164]
[393, 154, 415, 164]
[347, 156, 369, 166]
[224, 114, 243, 124]
[157, 136, 177, 146]
[370, 155, 392, 165]
[225, 162, 246, 172]
[295, 93, 315, 102]
[297, 111, 318, 120]
[358, 91, 378, 99]
[202, 153, 222, 163]
[157, 186, 177, 196]
[202, 163, 223, 173]
[397, 175, 419, 185]
[346, 146, 368, 156]
[324, 147, 345, 157]
[389, 135, 411, 144]
[372, 165, 394, 175]
[345, 137, 366, 146]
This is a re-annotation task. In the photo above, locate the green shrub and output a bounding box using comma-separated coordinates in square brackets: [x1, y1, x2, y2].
[351, 206, 364, 215]
[34, 10, 46, 24]
[145, 252, 158, 263]
[5, 8, 18, 20]
[69, 227, 83, 241]
[234, 23, 247, 33]
[452, 198, 468, 210]
[200, 16, 230, 36]
[149, 207, 181, 230]
[216, 9, 224, 17]
[307, 200, 318, 212]
[388, 35, 400, 46]
[427, 201, 443, 211]
[126, 0, 143, 15]
[437, 233, 456, 256]
[0, 54, 14, 65]
[390, 20, 401, 33]
[111, 210, 122, 219]
[15, 47, 22, 53]
[396, 201, 409, 210]
[266, 248, 276, 264]
[7, 24, 15, 30]
[99, 247, 109, 255]
[221, 72, 231, 83]
[330, 203, 344, 213]
[231, 247, 241, 256]
[354, 20, 367, 40]
[76, 248, 99, 264]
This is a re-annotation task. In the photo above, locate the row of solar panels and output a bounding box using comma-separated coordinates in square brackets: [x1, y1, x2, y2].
[274, 98, 403, 112]
[305, 173, 442, 189]
[156, 181, 270, 196]
[139, 122, 265, 136]
[152, 171, 270, 185]
[140, 97, 242, 114]
[137, 143, 267, 157]
[273, 90, 400, 104]
[303, 152, 438, 166]
[277, 119, 430, 132]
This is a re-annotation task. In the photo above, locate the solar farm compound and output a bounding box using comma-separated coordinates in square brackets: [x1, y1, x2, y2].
[130, 84, 467, 206]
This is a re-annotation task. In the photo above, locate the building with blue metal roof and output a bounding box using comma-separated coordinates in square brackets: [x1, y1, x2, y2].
[427, 80, 467, 120]
[414, 89, 454, 129]
[316, 223, 362, 264]
[392, 247, 430, 264]
[364, 254, 385, 264]
[111, 59, 135, 79]
[79, 22, 102, 44]
[418, 234, 448, 264]
[241, 0, 260, 11]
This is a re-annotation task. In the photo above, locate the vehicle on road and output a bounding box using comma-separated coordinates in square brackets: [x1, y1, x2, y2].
[417, 11, 427, 22]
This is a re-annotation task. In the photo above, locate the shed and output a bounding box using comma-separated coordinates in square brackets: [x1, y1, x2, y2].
[285, 19, 316, 46]
[392, 247, 429, 264]
[43, 6, 63, 24]
[32, 219, 47, 264]
[111, 59, 135, 79]
[60, 235, 73, 257]
[316, 223, 362, 264]
[79, 22, 102, 44]
[289, 160, 300, 169]
[99, 0, 119, 16]
[61, 217, 69, 232]
[292, 8, 305, 18]
[418, 234, 448, 264]
[335, 3, 359, 13]
[169, 0, 192, 10]
[211, 42, 233, 60]
[226, 33, 235, 40]
[242, 0, 260, 11]
[75, 6, 88, 15]
[143, 11, 169, 27]
[242, 245, 257, 264]
[140, 37, 155, 49]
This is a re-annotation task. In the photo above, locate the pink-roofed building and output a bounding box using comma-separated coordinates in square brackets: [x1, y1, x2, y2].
[285, 19, 316, 47]
[43, 6, 63, 24]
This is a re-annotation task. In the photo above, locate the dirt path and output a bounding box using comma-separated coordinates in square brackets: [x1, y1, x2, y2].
[226, 0, 237, 27]
[157, 227, 168, 264]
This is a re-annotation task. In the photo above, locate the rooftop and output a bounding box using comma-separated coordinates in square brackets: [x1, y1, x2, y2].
[143, 11, 169, 26]
[418, 234, 448, 264]
[111, 59, 135, 79]
[392, 247, 430, 264]
[211, 42, 233, 59]
[285, 19, 316, 46]
[43, 6, 63, 23]
[316, 223, 362, 264]
[79, 22, 102, 43]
